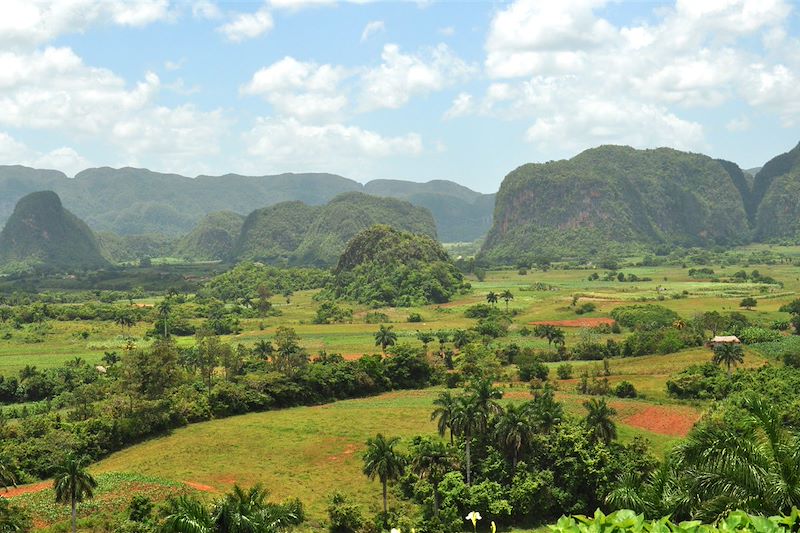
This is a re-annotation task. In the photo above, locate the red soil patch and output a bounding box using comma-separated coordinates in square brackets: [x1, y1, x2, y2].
[183, 481, 217, 493]
[531, 318, 616, 328]
[622, 405, 701, 437]
[342, 353, 363, 361]
[2, 481, 50, 498]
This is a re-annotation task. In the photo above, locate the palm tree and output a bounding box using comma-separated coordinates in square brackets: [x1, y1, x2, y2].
[500, 290, 514, 311]
[672, 393, 800, 520]
[213, 484, 299, 532]
[450, 394, 482, 485]
[583, 398, 617, 444]
[416, 331, 435, 354]
[494, 402, 535, 470]
[53, 455, 97, 533]
[431, 391, 458, 444]
[374, 325, 397, 354]
[158, 299, 172, 338]
[435, 330, 450, 355]
[528, 385, 563, 432]
[362, 434, 405, 514]
[409, 439, 458, 516]
[452, 329, 471, 350]
[253, 339, 274, 360]
[605, 458, 689, 518]
[486, 292, 498, 307]
[467, 379, 503, 422]
[712, 343, 744, 377]
[160, 495, 213, 533]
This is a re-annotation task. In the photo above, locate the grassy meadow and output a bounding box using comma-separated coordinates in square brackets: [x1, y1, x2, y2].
[4, 247, 800, 529]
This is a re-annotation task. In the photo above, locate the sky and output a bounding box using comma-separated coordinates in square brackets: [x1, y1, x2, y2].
[1, 0, 799, 193]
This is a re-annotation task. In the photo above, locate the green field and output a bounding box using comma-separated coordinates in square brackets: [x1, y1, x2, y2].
[3, 250, 799, 530]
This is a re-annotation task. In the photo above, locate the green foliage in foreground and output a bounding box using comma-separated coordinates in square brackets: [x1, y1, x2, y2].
[324, 225, 469, 307]
[550, 508, 800, 533]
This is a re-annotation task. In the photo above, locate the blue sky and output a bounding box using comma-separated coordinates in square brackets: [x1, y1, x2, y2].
[1, 1, 799, 193]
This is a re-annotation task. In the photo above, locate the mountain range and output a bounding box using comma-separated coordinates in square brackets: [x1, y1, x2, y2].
[0, 167, 494, 243]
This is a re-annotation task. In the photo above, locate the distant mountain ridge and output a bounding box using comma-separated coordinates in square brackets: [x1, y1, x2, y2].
[0, 166, 493, 243]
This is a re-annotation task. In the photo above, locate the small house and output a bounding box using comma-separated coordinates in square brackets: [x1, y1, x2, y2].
[706, 335, 741, 348]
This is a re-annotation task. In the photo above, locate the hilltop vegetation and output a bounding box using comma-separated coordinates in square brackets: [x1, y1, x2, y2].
[0, 191, 108, 273]
[324, 224, 467, 306]
[753, 142, 800, 241]
[234, 193, 437, 267]
[174, 211, 244, 261]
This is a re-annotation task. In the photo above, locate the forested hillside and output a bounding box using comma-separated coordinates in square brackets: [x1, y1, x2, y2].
[481, 146, 763, 263]
[235, 193, 437, 267]
[0, 191, 108, 272]
[0, 166, 490, 243]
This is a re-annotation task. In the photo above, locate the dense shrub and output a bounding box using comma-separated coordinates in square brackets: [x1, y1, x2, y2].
[611, 305, 679, 331]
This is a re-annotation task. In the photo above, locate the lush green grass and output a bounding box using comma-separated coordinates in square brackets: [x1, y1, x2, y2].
[92, 376, 703, 526]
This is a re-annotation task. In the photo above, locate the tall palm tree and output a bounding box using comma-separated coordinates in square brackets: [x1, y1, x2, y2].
[431, 391, 458, 444]
[409, 439, 458, 517]
[494, 402, 535, 470]
[158, 299, 172, 338]
[486, 292, 499, 307]
[53, 455, 97, 533]
[583, 398, 617, 444]
[374, 325, 397, 354]
[450, 394, 482, 485]
[362, 434, 405, 514]
[500, 290, 514, 311]
[672, 393, 800, 520]
[467, 379, 503, 423]
[712, 343, 744, 377]
[160, 495, 213, 533]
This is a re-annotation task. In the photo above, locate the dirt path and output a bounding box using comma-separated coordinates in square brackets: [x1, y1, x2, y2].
[183, 481, 217, 493]
[1, 481, 50, 498]
[622, 405, 701, 437]
[530, 318, 616, 327]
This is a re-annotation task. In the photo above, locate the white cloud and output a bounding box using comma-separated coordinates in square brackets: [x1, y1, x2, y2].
[217, 5, 274, 42]
[269, 0, 337, 9]
[438, 26, 455, 37]
[361, 20, 385, 42]
[0, 0, 172, 48]
[0, 132, 91, 177]
[444, 92, 473, 119]
[359, 43, 476, 111]
[241, 57, 348, 120]
[478, 0, 800, 152]
[0, 46, 227, 174]
[192, 0, 222, 19]
[243, 117, 422, 177]
[525, 99, 706, 153]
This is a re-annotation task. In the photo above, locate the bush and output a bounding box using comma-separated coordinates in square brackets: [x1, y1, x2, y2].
[517, 355, 549, 382]
[574, 303, 596, 315]
[611, 304, 679, 331]
[314, 301, 353, 324]
[737, 327, 781, 344]
[327, 492, 364, 533]
[614, 381, 637, 398]
[365, 312, 389, 324]
[407, 313, 423, 323]
[556, 363, 573, 380]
